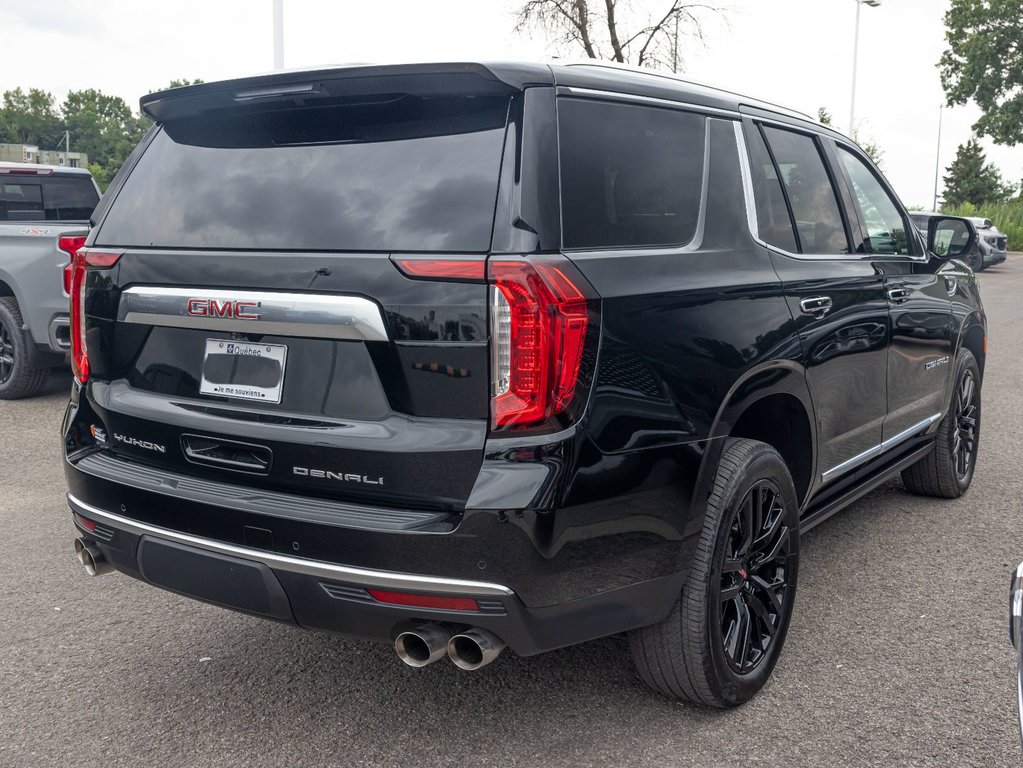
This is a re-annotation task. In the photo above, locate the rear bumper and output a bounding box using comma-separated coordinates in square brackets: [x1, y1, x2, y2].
[68, 493, 680, 656]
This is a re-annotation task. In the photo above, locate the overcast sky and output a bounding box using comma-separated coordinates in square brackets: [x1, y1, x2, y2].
[2, 0, 1019, 207]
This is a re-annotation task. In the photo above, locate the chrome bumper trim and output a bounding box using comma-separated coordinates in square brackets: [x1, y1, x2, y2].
[67, 493, 514, 597]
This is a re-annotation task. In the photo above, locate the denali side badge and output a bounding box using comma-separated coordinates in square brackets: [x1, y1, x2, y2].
[925, 356, 950, 371]
[113, 433, 167, 453]
[293, 467, 383, 485]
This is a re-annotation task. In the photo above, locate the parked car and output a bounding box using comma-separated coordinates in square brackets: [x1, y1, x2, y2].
[64, 62, 986, 707]
[970, 216, 1008, 268]
[909, 211, 988, 271]
[1011, 562, 1023, 747]
[0, 162, 99, 398]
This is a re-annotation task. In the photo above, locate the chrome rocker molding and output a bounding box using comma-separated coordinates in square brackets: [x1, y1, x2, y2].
[820, 413, 942, 484]
[117, 287, 390, 342]
[67, 493, 514, 597]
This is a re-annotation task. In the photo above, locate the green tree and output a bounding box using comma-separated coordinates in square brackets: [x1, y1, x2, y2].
[940, 0, 1023, 145]
[61, 89, 147, 178]
[0, 88, 63, 147]
[942, 139, 1015, 206]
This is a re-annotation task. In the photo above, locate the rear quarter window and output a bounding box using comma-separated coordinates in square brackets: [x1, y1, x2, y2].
[558, 99, 705, 250]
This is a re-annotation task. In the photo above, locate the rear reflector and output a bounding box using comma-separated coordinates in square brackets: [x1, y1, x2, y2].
[73, 513, 96, 532]
[392, 257, 486, 282]
[69, 247, 124, 383]
[366, 589, 480, 612]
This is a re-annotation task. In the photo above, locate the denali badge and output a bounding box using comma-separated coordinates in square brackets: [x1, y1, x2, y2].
[925, 356, 950, 371]
[293, 466, 383, 485]
[113, 433, 166, 453]
[187, 298, 259, 320]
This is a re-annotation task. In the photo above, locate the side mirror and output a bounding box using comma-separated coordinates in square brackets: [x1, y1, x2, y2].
[927, 216, 976, 261]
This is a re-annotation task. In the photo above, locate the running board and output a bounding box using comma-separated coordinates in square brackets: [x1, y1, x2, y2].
[799, 442, 934, 534]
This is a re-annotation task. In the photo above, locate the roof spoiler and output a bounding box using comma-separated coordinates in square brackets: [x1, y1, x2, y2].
[140, 62, 551, 122]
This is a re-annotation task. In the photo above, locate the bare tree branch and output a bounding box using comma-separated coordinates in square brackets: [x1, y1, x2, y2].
[516, 1, 727, 70]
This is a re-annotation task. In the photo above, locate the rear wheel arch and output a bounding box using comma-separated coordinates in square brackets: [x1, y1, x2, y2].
[709, 364, 817, 507]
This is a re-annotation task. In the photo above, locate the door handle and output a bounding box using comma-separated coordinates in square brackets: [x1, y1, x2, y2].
[799, 296, 833, 317]
[887, 287, 911, 304]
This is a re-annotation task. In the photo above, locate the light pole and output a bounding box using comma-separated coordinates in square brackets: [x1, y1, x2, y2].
[849, 0, 881, 135]
[932, 104, 944, 211]
[272, 0, 284, 70]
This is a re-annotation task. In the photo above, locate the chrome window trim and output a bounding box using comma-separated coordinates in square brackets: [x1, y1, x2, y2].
[732, 120, 928, 264]
[820, 413, 942, 484]
[555, 86, 741, 118]
[117, 286, 389, 342]
[67, 493, 515, 597]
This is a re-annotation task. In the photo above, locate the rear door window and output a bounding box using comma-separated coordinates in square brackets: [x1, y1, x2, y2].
[745, 125, 799, 253]
[761, 126, 850, 255]
[41, 177, 99, 221]
[558, 99, 705, 249]
[96, 95, 510, 252]
[0, 182, 43, 221]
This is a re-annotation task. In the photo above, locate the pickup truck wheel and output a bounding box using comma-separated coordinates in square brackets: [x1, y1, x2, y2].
[0, 297, 50, 400]
[629, 438, 800, 707]
[901, 349, 980, 498]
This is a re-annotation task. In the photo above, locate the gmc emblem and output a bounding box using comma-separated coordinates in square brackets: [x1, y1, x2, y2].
[187, 298, 259, 319]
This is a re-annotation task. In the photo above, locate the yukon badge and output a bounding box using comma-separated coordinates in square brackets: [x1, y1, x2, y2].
[293, 467, 383, 485]
[113, 432, 166, 453]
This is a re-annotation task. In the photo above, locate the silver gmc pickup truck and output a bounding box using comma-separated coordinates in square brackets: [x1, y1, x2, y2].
[0, 162, 99, 398]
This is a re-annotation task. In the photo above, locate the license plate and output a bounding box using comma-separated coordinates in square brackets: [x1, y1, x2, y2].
[199, 339, 287, 403]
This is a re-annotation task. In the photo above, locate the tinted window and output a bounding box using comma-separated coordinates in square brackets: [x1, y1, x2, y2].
[41, 178, 98, 221]
[837, 147, 911, 255]
[559, 99, 705, 249]
[762, 126, 849, 255]
[0, 182, 43, 221]
[745, 125, 798, 252]
[97, 95, 510, 252]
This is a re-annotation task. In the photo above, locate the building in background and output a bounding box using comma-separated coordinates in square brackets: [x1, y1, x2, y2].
[0, 143, 88, 168]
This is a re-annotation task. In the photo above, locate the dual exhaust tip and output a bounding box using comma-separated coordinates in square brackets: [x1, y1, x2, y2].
[73, 537, 112, 577]
[395, 625, 504, 671]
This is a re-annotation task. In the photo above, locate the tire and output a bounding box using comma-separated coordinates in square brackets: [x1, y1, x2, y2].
[0, 297, 50, 400]
[967, 247, 983, 272]
[629, 438, 800, 707]
[901, 349, 980, 498]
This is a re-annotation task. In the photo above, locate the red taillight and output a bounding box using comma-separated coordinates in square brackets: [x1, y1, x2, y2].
[58, 235, 87, 295]
[69, 247, 123, 384]
[488, 257, 594, 430]
[366, 589, 480, 612]
[392, 257, 486, 282]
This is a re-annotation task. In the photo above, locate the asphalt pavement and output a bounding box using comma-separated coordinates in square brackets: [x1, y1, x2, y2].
[2, 256, 1022, 767]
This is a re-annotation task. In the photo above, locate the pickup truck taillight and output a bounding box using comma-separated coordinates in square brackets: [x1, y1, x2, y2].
[488, 256, 598, 431]
[58, 235, 87, 295]
[68, 247, 123, 383]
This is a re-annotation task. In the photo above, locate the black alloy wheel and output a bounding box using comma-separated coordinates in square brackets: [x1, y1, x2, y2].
[901, 348, 981, 498]
[719, 480, 792, 674]
[0, 315, 13, 385]
[953, 368, 978, 482]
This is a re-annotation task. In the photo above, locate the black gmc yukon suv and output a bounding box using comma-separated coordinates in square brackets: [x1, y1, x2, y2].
[63, 62, 985, 707]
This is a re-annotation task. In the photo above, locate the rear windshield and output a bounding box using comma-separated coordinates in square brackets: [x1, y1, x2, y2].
[96, 94, 510, 252]
[0, 176, 98, 222]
